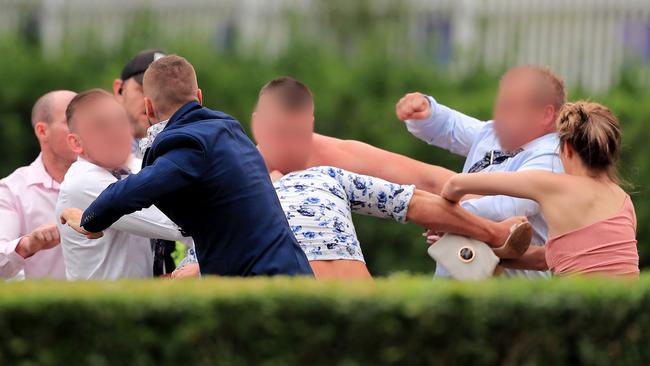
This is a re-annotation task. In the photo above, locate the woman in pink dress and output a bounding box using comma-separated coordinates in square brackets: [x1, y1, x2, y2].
[441, 101, 639, 277]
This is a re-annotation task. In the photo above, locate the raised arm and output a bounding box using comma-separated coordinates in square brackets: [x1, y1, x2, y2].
[78, 135, 206, 234]
[396, 93, 485, 156]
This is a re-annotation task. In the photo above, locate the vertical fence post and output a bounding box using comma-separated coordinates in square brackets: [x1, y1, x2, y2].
[39, 0, 63, 58]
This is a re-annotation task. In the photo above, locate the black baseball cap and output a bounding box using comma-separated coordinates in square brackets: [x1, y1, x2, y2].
[120, 49, 166, 84]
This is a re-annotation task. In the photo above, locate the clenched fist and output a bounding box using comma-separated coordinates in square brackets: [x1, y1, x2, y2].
[15, 223, 61, 259]
[395, 92, 432, 121]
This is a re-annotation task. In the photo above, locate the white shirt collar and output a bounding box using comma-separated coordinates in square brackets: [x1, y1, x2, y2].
[521, 132, 559, 152]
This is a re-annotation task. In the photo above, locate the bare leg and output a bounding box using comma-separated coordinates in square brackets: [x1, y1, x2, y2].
[406, 190, 527, 247]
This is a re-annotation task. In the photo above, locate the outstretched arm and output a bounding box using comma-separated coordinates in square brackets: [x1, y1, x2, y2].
[327, 138, 456, 195]
[441, 170, 561, 205]
[60, 166, 189, 241]
[77, 137, 206, 234]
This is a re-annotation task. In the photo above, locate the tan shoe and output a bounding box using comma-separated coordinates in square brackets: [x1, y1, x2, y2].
[492, 222, 532, 259]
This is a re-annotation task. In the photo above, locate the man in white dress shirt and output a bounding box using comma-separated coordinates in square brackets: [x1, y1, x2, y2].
[56, 89, 189, 280]
[396, 65, 566, 278]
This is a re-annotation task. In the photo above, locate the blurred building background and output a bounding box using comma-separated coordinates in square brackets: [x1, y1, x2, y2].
[1, 0, 649, 275]
[2, 0, 650, 92]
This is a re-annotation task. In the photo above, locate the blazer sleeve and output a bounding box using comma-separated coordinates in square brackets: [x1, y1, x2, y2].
[80, 134, 206, 233]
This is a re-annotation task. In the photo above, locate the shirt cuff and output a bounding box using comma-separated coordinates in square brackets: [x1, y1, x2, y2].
[0, 237, 27, 268]
[404, 96, 448, 138]
[394, 184, 416, 224]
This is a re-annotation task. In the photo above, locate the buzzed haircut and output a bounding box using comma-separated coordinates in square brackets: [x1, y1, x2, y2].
[31, 91, 74, 127]
[503, 65, 567, 115]
[258, 76, 313, 110]
[65, 88, 113, 131]
[143, 54, 199, 116]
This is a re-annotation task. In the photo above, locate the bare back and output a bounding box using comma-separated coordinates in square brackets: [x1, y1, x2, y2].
[537, 174, 629, 239]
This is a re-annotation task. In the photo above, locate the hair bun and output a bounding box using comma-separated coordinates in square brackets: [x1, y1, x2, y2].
[556, 100, 622, 183]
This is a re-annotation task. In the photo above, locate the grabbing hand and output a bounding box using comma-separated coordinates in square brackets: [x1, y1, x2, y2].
[396, 92, 432, 121]
[60, 208, 103, 239]
[423, 229, 445, 246]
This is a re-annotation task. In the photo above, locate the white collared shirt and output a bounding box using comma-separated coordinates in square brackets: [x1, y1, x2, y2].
[55, 156, 188, 280]
[406, 96, 564, 279]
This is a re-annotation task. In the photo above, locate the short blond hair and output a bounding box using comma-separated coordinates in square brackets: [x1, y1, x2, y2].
[143, 54, 199, 116]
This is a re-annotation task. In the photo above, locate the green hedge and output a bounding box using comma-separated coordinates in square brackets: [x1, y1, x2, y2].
[0, 276, 649, 365]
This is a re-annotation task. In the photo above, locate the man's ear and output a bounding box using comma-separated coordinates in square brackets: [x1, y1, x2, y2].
[144, 97, 156, 121]
[113, 79, 124, 99]
[544, 105, 557, 132]
[66, 133, 83, 155]
[196, 88, 203, 105]
[34, 122, 48, 142]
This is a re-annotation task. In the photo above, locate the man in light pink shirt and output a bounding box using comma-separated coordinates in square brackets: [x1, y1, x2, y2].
[0, 90, 77, 279]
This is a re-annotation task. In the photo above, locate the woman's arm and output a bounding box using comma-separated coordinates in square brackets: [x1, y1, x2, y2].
[441, 170, 561, 204]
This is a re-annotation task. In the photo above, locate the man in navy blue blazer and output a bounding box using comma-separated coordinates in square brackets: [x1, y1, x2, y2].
[60, 55, 313, 277]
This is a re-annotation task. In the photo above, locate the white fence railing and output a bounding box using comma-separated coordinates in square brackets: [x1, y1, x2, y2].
[2, 0, 650, 93]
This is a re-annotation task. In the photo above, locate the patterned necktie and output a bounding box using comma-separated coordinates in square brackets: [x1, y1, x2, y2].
[468, 149, 523, 173]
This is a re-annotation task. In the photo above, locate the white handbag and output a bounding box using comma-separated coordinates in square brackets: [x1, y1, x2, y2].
[427, 234, 500, 281]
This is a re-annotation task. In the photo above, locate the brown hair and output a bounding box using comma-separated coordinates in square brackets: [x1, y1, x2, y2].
[556, 101, 622, 182]
[65, 88, 113, 130]
[143, 54, 199, 116]
[258, 76, 313, 110]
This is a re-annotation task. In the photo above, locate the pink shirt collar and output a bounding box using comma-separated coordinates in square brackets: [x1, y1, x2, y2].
[24, 154, 60, 190]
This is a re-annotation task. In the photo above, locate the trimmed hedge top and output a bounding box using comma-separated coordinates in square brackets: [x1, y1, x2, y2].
[1, 275, 648, 366]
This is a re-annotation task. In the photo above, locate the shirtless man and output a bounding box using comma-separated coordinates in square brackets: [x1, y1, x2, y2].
[251, 77, 528, 278]
[252, 77, 457, 194]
